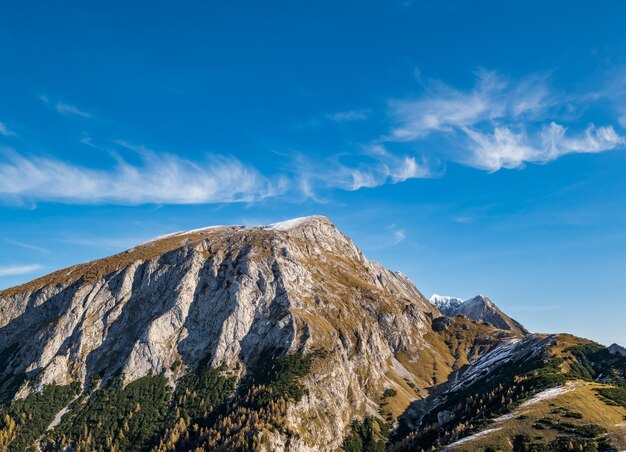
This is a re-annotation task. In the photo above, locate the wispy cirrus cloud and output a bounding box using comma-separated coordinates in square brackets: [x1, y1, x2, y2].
[0, 264, 43, 277]
[0, 122, 16, 137]
[462, 123, 624, 171]
[292, 108, 370, 129]
[336, 147, 432, 191]
[6, 239, 51, 254]
[295, 144, 434, 199]
[386, 70, 625, 171]
[388, 70, 553, 141]
[55, 102, 93, 118]
[359, 223, 409, 250]
[40, 95, 93, 118]
[0, 134, 433, 205]
[388, 224, 406, 244]
[5, 68, 624, 207]
[0, 147, 287, 205]
[326, 109, 370, 122]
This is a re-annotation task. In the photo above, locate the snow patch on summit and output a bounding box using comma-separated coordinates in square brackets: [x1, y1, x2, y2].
[137, 231, 186, 247]
[135, 216, 329, 248]
[135, 226, 227, 248]
[185, 225, 227, 234]
[267, 215, 328, 231]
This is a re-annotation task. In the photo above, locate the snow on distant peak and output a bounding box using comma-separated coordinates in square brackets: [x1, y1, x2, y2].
[464, 294, 492, 307]
[430, 293, 529, 335]
[266, 215, 328, 231]
[429, 293, 494, 317]
[429, 294, 491, 309]
[429, 294, 464, 305]
[429, 294, 464, 315]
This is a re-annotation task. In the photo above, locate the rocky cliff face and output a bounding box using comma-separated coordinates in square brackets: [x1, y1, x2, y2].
[3, 215, 504, 450]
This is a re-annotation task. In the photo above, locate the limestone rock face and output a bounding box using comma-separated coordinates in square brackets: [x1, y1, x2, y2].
[0, 216, 514, 450]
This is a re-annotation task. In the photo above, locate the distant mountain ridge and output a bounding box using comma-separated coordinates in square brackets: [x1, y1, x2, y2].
[608, 343, 626, 357]
[430, 293, 529, 336]
[428, 294, 463, 316]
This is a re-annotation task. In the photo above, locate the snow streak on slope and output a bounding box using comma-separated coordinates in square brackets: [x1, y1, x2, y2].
[447, 335, 547, 392]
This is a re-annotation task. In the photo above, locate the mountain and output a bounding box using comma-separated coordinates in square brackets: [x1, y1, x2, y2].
[430, 293, 529, 336]
[428, 294, 463, 316]
[393, 333, 626, 451]
[0, 216, 624, 451]
[608, 343, 626, 357]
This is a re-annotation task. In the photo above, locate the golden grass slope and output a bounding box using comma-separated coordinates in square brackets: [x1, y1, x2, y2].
[444, 381, 626, 451]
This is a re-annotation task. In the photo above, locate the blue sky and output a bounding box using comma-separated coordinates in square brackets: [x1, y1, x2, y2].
[1, 1, 626, 345]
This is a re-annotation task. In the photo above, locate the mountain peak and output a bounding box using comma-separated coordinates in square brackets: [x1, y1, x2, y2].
[266, 215, 331, 231]
[138, 215, 333, 247]
[429, 294, 464, 316]
[464, 294, 496, 309]
[0, 214, 439, 396]
[608, 343, 626, 357]
[0, 213, 457, 449]
[0, 215, 340, 300]
[430, 293, 528, 335]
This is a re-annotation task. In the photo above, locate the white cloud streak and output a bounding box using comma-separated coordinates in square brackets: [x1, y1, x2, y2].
[326, 109, 370, 122]
[0, 122, 16, 137]
[7, 69, 623, 207]
[6, 239, 51, 254]
[40, 96, 93, 118]
[388, 70, 552, 141]
[462, 123, 624, 171]
[387, 70, 625, 171]
[0, 264, 43, 277]
[335, 154, 429, 191]
[388, 224, 406, 244]
[55, 102, 93, 118]
[296, 145, 433, 198]
[0, 148, 287, 205]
